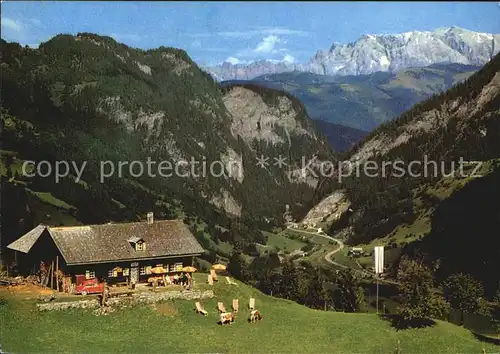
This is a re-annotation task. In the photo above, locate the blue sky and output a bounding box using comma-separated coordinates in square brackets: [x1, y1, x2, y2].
[1, 2, 499, 66]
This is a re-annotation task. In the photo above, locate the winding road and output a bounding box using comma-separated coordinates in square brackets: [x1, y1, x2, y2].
[287, 227, 400, 285]
[287, 228, 345, 266]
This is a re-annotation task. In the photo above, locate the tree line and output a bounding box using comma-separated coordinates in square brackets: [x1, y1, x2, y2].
[226, 248, 500, 333]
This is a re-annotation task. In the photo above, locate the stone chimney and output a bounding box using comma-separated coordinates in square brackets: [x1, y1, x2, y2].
[147, 212, 154, 224]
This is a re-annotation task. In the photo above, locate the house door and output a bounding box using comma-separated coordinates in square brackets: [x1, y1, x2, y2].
[130, 263, 139, 284]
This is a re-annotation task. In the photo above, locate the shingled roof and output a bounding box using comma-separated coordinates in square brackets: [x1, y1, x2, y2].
[7, 219, 204, 265]
[6, 224, 47, 253]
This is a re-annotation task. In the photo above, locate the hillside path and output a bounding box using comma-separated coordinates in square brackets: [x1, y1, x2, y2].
[288, 227, 399, 285]
[286, 227, 345, 266]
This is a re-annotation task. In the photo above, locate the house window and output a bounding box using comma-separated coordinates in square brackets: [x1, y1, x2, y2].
[85, 270, 95, 279]
[140, 266, 146, 275]
[136, 241, 146, 251]
[123, 268, 130, 276]
[108, 269, 119, 277]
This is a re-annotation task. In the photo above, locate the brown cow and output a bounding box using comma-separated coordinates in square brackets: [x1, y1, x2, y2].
[219, 312, 236, 325]
[249, 309, 263, 323]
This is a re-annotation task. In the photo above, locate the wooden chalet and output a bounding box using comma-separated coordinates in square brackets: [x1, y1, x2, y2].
[6, 215, 204, 292]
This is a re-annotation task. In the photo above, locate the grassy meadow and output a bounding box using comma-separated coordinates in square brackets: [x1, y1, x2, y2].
[1, 273, 498, 353]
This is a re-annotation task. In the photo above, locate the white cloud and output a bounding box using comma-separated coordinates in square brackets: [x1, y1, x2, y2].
[0, 17, 47, 45]
[225, 56, 241, 65]
[29, 18, 42, 27]
[252, 27, 309, 37]
[283, 54, 295, 63]
[187, 26, 307, 63]
[222, 57, 253, 65]
[187, 27, 309, 39]
[227, 34, 294, 63]
[1, 17, 23, 32]
[185, 32, 212, 38]
[214, 31, 252, 38]
[255, 35, 280, 53]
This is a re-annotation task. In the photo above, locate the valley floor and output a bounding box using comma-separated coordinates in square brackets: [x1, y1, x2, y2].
[1, 274, 497, 353]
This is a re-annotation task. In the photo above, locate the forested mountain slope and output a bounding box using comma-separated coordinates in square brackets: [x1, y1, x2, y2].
[222, 64, 478, 151]
[247, 64, 480, 131]
[0, 34, 333, 262]
[311, 120, 368, 153]
[303, 53, 500, 295]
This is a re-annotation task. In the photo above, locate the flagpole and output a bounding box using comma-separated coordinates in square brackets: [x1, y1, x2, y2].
[374, 246, 383, 315]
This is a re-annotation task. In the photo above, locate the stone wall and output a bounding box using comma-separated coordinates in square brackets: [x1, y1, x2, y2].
[37, 299, 100, 311]
[130, 289, 214, 304]
[37, 290, 215, 311]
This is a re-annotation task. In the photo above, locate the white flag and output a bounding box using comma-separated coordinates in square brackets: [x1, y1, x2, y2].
[374, 246, 384, 274]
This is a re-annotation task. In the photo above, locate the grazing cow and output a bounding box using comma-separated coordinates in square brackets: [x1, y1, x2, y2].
[249, 309, 263, 323]
[220, 312, 236, 325]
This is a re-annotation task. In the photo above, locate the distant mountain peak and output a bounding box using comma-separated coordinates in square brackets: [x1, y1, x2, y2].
[205, 27, 499, 81]
[328, 41, 341, 51]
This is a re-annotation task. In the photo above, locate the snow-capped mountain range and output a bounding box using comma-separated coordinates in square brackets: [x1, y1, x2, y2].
[205, 27, 500, 80]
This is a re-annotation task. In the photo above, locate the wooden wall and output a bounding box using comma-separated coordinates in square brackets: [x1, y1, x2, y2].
[68, 256, 195, 285]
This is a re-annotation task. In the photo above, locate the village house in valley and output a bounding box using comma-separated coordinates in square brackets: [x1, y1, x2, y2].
[6, 213, 204, 293]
